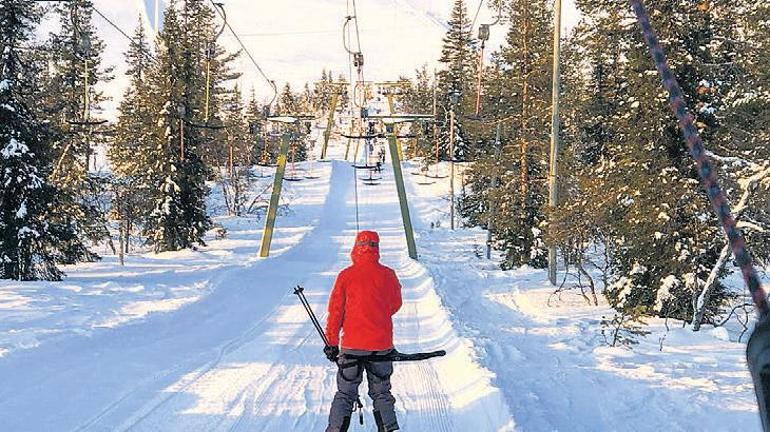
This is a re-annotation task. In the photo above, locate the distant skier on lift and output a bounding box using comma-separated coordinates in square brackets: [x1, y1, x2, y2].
[324, 230, 402, 432]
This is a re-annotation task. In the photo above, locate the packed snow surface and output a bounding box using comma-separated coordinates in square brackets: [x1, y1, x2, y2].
[0, 138, 763, 431]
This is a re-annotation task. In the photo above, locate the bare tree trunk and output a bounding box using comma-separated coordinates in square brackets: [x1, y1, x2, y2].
[118, 220, 125, 266]
[519, 13, 530, 207]
[691, 178, 757, 331]
[576, 255, 599, 306]
[125, 219, 131, 254]
[233, 168, 242, 216]
[692, 243, 730, 330]
[221, 167, 234, 215]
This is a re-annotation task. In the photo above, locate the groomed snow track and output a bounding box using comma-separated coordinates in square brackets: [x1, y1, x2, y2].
[0, 158, 514, 431]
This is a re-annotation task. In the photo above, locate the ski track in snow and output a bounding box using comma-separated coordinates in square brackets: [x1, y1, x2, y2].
[0, 141, 514, 431]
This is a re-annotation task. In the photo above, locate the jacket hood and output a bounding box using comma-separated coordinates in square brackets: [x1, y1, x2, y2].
[351, 231, 380, 264]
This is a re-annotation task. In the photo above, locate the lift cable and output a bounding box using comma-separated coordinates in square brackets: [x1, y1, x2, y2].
[207, 0, 278, 108]
[350, 0, 364, 56]
[346, 0, 361, 232]
[32, 1, 158, 63]
[92, 7, 157, 63]
[470, 0, 485, 32]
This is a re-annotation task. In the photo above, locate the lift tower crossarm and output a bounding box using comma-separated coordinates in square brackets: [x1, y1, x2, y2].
[376, 81, 411, 159]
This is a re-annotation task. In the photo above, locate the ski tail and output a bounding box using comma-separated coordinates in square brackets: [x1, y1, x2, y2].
[386, 350, 446, 362]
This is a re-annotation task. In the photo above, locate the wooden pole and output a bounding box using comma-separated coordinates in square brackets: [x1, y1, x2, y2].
[548, 0, 562, 285]
[449, 104, 456, 231]
[486, 123, 502, 259]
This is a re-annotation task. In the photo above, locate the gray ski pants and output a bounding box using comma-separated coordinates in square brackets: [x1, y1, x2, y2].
[326, 349, 399, 432]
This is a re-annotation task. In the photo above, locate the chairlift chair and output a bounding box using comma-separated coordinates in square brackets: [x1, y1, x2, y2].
[282, 138, 304, 182]
[417, 177, 436, 186]
[343, 133, 381, 169]
[360, 168, 381, 186]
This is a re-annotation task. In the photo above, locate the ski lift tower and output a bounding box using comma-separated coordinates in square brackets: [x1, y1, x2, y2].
[364, 113, 434, 260]
[319, 80, 349, 160]
[377, 80, 411, 159]
[259, 114, 315, 258]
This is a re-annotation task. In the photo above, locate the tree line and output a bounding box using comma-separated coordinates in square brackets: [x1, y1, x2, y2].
[0, 0, 346, 280]
[400, 0, 770, 332]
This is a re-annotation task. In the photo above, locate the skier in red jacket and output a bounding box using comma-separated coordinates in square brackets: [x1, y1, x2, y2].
[324, 230, 402, 432]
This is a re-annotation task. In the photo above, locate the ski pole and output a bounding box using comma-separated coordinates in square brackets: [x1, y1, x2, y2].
[293, 285, 330, 346]
[299, 290, 327, 345]
[294, 285, 327, 344]
[293, 286, 324, 339]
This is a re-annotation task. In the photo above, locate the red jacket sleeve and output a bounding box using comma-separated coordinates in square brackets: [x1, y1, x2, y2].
[390, 270, 402, 315]
[325, 272, 346, 346]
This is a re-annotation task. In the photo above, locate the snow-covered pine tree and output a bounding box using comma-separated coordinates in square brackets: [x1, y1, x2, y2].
[143, 0, 211, 252]
[688, 0, 770, 329]
[301, 83, 313, 114]
[314, 69, 334, 115]
[337, 73, 350, 111]
[400, 66, 436, 163]
[558, 0, 765, 323]
[278, 83, 308, 162]
[246, 88, 274, 165]
[279, 83, 298, 116]
[460, 0, 553, 269]
[0, 0, 78, 280]
[42, 0, 113, 262]
[220, 84, 251, 216]
[436, 0, 477, 161]
[547, 7, 630, 293]
[108, 21, 155, 253]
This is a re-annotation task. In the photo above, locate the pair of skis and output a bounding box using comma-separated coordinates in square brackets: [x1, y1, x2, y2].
[292, 285, 446, 363]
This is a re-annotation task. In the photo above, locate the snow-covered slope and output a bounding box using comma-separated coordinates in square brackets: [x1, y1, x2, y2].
[406, 161, 762, 431]
[0, 131, 763, 430]
[0, 140, 514, 431]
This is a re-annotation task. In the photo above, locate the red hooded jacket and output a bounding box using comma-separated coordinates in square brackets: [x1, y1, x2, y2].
[325, 231, 402, 351]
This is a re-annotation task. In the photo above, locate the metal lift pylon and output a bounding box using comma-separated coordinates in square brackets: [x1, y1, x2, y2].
[385, 122, 416, 260]
[319, 81, 348, 161]
[259, 115, 315, 258]
[373, 114, 434, 260]
[259, 131, 290, 258]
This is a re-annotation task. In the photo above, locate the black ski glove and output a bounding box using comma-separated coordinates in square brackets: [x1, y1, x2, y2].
[324, 345, 340, 362]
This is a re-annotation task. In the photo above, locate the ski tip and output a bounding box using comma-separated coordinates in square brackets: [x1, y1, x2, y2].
[293, 285, 304, 294]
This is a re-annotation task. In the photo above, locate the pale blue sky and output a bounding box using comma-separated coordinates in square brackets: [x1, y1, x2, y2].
[93, 0, 580, 119]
